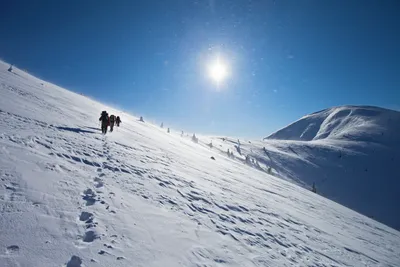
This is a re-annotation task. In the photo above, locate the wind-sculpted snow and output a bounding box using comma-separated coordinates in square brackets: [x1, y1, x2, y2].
[1, 61, 399, 266]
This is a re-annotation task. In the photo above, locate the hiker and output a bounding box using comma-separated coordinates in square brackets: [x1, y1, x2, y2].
[161, 122, 164, 128]
[99, 111, 109, 134]
[167, 128, 170, 133]
[116, 116, 121, 127]
[109, 115, 116, 132]
[139, 116, 144, 122]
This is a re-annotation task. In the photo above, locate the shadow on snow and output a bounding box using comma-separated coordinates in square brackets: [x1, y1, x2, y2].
[56, 126, 97, 134]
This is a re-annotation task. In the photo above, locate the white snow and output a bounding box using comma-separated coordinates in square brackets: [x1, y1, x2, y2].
[1, 61, 399, 267]
[253, 106, 400, 230]
[266, 105, 400, 144]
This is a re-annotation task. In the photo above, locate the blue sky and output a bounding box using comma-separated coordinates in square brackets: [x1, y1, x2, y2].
[1, 0, 399, 137]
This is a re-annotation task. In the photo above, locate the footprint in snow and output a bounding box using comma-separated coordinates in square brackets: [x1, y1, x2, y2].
[83, 230, 98, 243]
[79, 211, 93, 222]
[66, 255, 82, 267]
[82, 188, 96, 206]
[6, 245, 19, 254]
[95, 180, 104, 188]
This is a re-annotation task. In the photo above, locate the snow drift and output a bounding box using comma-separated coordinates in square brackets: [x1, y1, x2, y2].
[1, 60, 399, 267]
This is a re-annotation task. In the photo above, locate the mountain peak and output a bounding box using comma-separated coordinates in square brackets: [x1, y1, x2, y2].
[266, 105, 400, 144]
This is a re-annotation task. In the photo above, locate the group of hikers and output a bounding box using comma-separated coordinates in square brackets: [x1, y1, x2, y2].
[99, 111, 122, 134]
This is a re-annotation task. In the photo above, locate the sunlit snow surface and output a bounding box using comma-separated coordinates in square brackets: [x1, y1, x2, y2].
[0, 61, 399, 266]
[207, 104, 400, 230]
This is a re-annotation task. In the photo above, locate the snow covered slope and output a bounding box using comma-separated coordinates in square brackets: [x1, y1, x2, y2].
[266, 105, 400, 143]
[246, 106, 400, 230]
[1, 61, 399, 267]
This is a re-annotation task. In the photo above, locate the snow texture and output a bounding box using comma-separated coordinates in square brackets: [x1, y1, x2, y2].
[0, 60, 399, 266]
[259, 105, 400, 230]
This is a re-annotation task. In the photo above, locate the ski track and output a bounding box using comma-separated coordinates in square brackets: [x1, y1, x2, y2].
[1, 62, 400, 267]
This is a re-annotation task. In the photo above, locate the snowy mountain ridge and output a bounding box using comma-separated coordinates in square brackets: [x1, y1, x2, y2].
[1, 60, 399, 267]
[245, 105, 400, 230]
[265, 105, 400, 143]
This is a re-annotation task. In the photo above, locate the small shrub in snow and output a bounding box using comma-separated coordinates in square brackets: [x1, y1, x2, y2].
[192, 134, 198, 143]
[312, 182, 317, 193]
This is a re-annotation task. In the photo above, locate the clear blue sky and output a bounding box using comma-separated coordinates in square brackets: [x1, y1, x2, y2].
[1, 0, 399, 138]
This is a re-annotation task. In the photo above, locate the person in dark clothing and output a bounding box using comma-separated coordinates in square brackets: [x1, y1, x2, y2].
[109, 115, 116, 132]
[99, 111, 109, 134]
[116, 116, 121, 127]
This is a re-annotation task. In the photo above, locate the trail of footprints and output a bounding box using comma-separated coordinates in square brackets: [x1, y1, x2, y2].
[73, 140, 125, 265]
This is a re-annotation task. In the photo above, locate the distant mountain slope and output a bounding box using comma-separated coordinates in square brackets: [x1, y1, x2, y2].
[265, 105, 400, 145]
[240, 105, 400, 230]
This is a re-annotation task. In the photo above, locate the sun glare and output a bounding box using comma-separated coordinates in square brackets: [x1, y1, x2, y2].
[208, 58, 228, 84]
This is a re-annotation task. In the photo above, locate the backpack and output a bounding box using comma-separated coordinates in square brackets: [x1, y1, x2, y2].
[110, 115, 115, 122]
[100, 111, 108, 121]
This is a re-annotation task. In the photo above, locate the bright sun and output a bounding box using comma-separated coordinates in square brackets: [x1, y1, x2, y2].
[208, 58, 228, 84]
